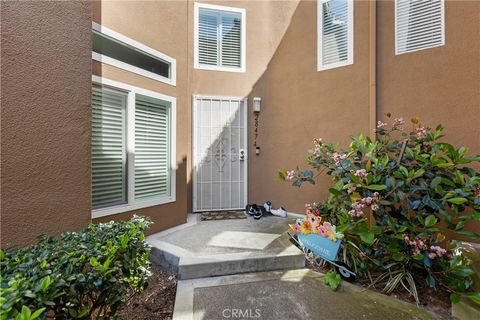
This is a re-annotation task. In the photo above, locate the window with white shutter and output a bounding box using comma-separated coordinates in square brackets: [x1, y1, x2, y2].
[195, 3, 246, 72]
[395, 0, 445, 55]
[135, 95, 171, 201]
[92, 86, 128, 209]
[91, 77, 176, 218]
[317, 0, 354, 71]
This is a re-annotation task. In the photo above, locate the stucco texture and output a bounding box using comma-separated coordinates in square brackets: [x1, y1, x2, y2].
[1, 1, 92, 248]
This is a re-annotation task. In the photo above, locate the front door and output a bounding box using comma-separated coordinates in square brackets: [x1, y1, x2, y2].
[193, 96, 247, 212]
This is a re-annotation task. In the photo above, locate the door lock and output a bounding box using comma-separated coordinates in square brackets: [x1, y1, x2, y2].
[239, 149, 245, 161]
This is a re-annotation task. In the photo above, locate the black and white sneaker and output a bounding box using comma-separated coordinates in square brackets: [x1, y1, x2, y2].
[263, 201, 272, 213]
[248, 204, 257, 216]
[253, 206, 263, 220]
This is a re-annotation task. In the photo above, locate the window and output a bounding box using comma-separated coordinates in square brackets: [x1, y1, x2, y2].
[194, 3, 246, 72]
[92, 22, 176, 85]
[92, 76, 176, 218]
[395, 0, 445, 55]
[317, 0, 354, 71]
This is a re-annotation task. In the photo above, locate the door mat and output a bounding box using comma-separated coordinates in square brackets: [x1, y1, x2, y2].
[200, 211, 247, 221]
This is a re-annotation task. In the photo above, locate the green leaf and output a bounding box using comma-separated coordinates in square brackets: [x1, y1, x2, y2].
[430, 176, 442, 188]
[89, 257, 99, 267]
[393, 252, 405, 262]
[30, 308, 46, 320]
[328, 188, 341, 196]
[453, 268, 475, 277]
[324, 271, 341, 291]
[39, 276, 51, 292]
[17, 306, 31, 320]
[367, 184, 387, 191]
[424, 215, 438, 228]
[447, 197, 468, 204]
[450, 293, 461, 304]
[359, 231, 375, 245]
[466, 292, 480, 305]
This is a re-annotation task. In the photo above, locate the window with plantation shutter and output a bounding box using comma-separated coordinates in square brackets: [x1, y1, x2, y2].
[317, 0, 354, 71]
[91, 77, 176, 218]
[395, 0, 445, 55]
[135, 95, 170, 201]
[92, 86, 127, 209]
[195, 3, 245, 72]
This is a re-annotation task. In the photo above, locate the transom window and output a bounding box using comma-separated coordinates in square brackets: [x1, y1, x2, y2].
[317, 0, 354, 71]
[91, 77, 176, 218]
[92, 22, 176, 85]
[395, 0, 445, 55]
[194, 3, 246, 72]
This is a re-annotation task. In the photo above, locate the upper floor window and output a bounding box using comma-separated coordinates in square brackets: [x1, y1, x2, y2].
[194, 3, 246, 72]
[317, 0, 354, 71]
[395, 0, 445, 54]
[92, 22, 176, 85]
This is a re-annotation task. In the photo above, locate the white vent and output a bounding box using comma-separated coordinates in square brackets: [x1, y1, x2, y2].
[317, 0, 354, 71]
[395, 0, 445, 54]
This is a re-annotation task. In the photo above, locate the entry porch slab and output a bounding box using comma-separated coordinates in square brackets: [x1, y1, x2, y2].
[147, 213, 305, 279]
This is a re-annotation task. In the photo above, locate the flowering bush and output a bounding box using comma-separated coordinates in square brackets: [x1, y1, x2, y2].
[280, 115, 480, 304]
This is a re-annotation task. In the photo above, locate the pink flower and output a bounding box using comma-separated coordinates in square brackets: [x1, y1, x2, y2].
[416, 127, 427, 139]
[430, 245, 447, 257]
[371, 204, 379, 211]
[331, 153, 347, 165]
[353, 169, 367, 179]
[286, 170, 296, 180]
[394, 117, 405, 126]
[314, 147, 321, 157]
[377, 121, 387, 129]
[347, 186, 356, 194]
[428, 252, 437, 260]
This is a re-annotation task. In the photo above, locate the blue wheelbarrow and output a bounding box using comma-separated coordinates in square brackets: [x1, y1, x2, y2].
[289, 219, 357, 282]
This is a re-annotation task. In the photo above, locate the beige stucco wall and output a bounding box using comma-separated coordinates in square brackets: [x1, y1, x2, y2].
[91, 0, 190, 233]
[246, 0, 372, 213]
[377, 0, 480, 156]
[1, 1, 92, 248]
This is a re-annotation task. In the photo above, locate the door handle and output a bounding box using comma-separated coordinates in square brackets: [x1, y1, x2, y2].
[239, 149, 246, 161]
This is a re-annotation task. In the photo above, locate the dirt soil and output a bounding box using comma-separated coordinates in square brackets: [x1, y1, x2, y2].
[306, 260, 455, 319]
[119, 264, 177, 320]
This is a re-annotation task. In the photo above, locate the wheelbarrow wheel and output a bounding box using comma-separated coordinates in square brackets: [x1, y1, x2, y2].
[334, 261, 356, 282]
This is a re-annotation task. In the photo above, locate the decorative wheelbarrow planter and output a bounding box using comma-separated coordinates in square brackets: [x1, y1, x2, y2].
[289, 217, 357, 282]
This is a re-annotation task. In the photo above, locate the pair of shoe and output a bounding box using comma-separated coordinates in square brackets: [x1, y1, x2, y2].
[247, 204, 263, 220]
[246, 201, 287, 219]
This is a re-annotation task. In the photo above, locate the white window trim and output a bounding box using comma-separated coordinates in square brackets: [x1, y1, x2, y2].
[92, 22, 177, 86]
[317, 0, 354, 71]
[194, 2, 246, 73]
[91, 75, 177, 219]
[394, 0, 445, 55]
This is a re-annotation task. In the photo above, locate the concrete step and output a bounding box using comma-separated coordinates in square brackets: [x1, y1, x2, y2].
[147, 214, 305, 279]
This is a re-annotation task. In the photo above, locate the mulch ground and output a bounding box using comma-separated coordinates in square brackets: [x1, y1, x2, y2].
[306, 260, 454, 319]
[119, 264, 177, 320]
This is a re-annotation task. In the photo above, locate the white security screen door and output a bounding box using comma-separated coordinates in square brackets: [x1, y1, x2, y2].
[193, 96, 247, 212]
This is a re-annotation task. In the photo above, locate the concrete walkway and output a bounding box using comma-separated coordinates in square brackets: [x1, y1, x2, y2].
[173, 269, 435, 320]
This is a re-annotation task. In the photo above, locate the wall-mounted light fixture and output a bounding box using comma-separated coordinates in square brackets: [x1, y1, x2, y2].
[253, 97, 261, 113]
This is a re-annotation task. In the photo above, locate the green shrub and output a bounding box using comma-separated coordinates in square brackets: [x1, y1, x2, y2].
[280, 115, 480, 304]
[0, 215, 152, 319]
